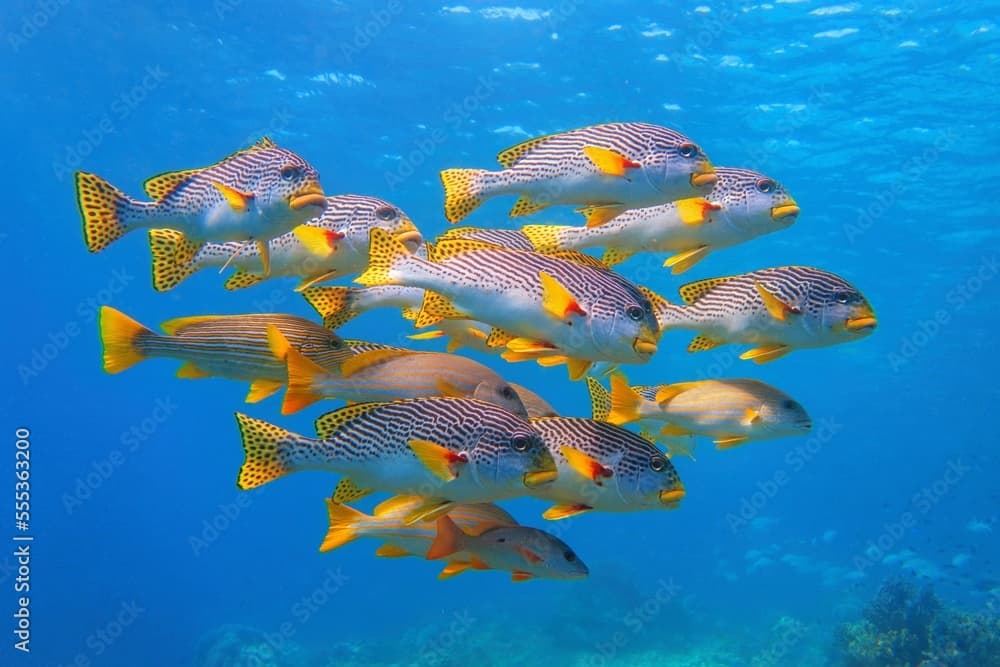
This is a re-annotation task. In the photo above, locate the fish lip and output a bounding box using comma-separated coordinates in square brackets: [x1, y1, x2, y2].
[659, 487, 685, 507]
[289, 185, 327, 210]
[633, 337, 658, 356]
[845, 316, 877, 332]
[770, 203, 800, 220]
[523, 467, 559, 487]
[690, 167, 717, 188]
[394, 229, 424, 251]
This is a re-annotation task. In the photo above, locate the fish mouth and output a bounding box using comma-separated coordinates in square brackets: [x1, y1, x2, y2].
[523, 467, 559, 488]
[690, 165, 717, 188]
[633, 335, 659, 356]
[771, 202, 800, 221]
[394, 228, 424, 251]
[659, 486, 686, 508]
[289, 185, 327, 210]
[844, 315, 877, 332]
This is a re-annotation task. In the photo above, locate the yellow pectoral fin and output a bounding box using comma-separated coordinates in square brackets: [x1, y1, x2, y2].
[404, 500, 456, 526]
[256, 240, 271, 276]
[580, 204, 627, 227]
[294, 225, 338, 259]
[754, 281, 800, 322]
[739, 345, 791, 364]
[375, 544, 412, 558]
[654, 384, 685, 405]
[566, 358, 592, 381]
[715, 436, 750, 450]
[408, 330, 445, 341]
[542, 503, 593, 521]
[408, 439, 468, 482]
[539, 271, 587, 320]
[582, 145, 641, 177]
[265, 324, 292, 360]
[742, 408, 761, 426]
[560, 445, 613, 485]
[664, 246, 710, 275]
[212, 181, 254, 212]
[246, 379, 283, 403]
[176, 361, 212, 379]
[435, 379, 466, 398]
[674, 198, 722, 226]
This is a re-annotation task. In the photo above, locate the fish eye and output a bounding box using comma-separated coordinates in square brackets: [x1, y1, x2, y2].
[375, 206, 397, 221]
[833, 290, 858, 305]
[649, 456, 667, 472]
[564, 550, 576, 562]
[755, 178, 776, 194]
[280, 165, 299, 181]
[511, 435, 530, 452]
[782, 399, 799, 411]
[329, 338, 343, 349]
[626, 305, 645, 321]
[501, 386, 517, 400]
[677, 142, 698, 158]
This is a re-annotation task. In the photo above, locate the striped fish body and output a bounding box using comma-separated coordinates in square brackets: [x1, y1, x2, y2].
[235, 398, 556, 503]
[437, 226, 536, 251]
[522, 167, 799, 273]
[77, 138, 326, 253]
[283, 348, 528, 416]
[150, 194, 421, 292]
[657, 266, 877, 354]
[360, 235, 661, 365]
[527, 417, 684, 515]
[440, 123, 716, 223]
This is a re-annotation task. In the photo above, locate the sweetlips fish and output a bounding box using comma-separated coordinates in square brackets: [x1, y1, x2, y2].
[652, 266, 877, 363]
[267, 326, 528, 417]
[148, 194, 421, 292]
[356, 229, 663, 379]
[440, 122, 716, 223]
[76, 137, 326, 274]
[98, 307, 353, 403]
[508, 383, 558, 418]
[521, 167, 800, 274]
[525, 417, 686, 520]
[234, 397, 558, 522]
[587, 375, 813, 450]
[426, 515, 589, 582]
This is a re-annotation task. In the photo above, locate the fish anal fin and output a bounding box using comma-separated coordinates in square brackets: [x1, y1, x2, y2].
[176, 361, 212, 379]
[542, 503, 593, 521]
[739, 345, 791, 364]
[664, 246, 710, 275]
[246, 379, 283, 403]
[687, 334, 724, 353]
[509, 196, 549, 218]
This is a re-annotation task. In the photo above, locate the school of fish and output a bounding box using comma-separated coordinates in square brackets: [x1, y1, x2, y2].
[80, 121, 876, 582]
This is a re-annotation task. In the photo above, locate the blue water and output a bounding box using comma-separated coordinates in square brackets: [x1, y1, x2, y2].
[6, 1, 1000, 665]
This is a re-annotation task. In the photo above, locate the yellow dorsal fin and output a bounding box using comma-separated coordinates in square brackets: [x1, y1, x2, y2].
[212, 182, 253, 212]
[586, 377, 611, 421]
[340, 349, 414, 377]
[674, 198, 722, 226]
[547, 250, 607, 270]
[664, 246, 710, 275]
[739, 345, 791, 364]
[408, 439, 467, 482]
[415, 291, 466, 329]
[754, 281, 800, 322]
[497, 133, 558, 168]
[142, 168, 202, 200]
[560, 445, 613, 485]
[159, 315, 222, 336]
[431, 237, 503, 261]
[542, 503, 593, 521]
[582, 145, 641, 177]
[539, 271, 586, 320]
[373, 494, 425, 517]
[314, 402, 389, 440]
[332, 478, 373, 504]
[435, 226, 479, 240]
[579, 204, 627, 227]
[637, 285, 671, 316]
[602, 247, 635, 267]
[654, 384, 688, 405]
[176, 361, 212, 379]
[246, 379, 283, 403]
[375, 544, 412, 558]
[687, 334, 723, 353]
[435, 379, 466, 398]
[678, 276, 736, 305]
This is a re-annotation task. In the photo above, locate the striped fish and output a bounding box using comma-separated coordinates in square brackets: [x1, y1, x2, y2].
[509, 382, 558, 418]
[521, 167, 800, 274]
[76, 138, 325, 274]
[234, 398, 559, 521]
[269, 327, 528, 417]
[437, 226, 536, 251]
[98, 307, 354, 403]
[148, 194, 422, 292]
[356, 229, 663, 379]
[588, 375, 812, 451]
[526, 417, 685, 519]
[440, 122, 716, 223]
[654, 266, 877, 363]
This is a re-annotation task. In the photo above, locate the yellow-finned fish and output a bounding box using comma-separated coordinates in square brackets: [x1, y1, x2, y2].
[440, 122, 715, 223]
[588, 375, 813, 451]
[268, 326, 528, 417]
[509, 383, 558, 418]
[356, 229, 663, 379]
[148, 194, 421, 292]
[234, 398, 558, 522]
[526, 417, 685, 520]
[76, 138, 326, 274]
[98, 307, 353, 403]
[425, 515, 589, 582]
[653, 266, 877, 363]
[521, 167, 800, 273]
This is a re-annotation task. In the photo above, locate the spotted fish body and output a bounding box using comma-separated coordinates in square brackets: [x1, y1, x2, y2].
[149, 194, 421, 292]
[234, 398, 557, 507]
[357, 230, 662, 368]
[526, 417, 685, 518]
[655, 266, 877, 362]
[440, 122, 716, 223]
[521, 167, 800, 274]
[77, 138, 325, 254]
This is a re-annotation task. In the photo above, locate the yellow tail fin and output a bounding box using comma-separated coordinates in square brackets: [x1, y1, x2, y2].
[440, 168, 487, 223]
[281, 346, 328, 415]
[607, 374, 642, 425]
[148, 229, 201, 292]
[355, 228, 411, 287]
[301, 286, 359, 329]
[99, 306, 154, 374]
[76, 171, 134, 252]
[319, 498, 366, 552]
[234, 412, 294, 490]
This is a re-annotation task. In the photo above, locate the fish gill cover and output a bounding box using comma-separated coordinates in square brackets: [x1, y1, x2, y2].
[4, 1, 999, 666]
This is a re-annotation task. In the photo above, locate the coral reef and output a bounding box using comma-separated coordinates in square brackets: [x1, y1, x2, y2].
[194, 624, 303, 667]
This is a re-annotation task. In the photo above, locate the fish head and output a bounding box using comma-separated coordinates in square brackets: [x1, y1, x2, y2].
[295, 326, 355, 369]
[329, 195, 423, 255]
[246, 146, 326, 219]
[639, 128, 716, 198]
[710, 167, 799, 236]
[482, 527, 589, 580]
[472, 380, 530, 419]
[756, 395, 813, 437]
[800, 270, 877, 339]
[619, 446, 686, 510]
[477, 426, 558, 491]
[593, 289, 661, 362]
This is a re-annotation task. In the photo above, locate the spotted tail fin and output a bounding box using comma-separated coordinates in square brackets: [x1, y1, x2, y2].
[99, 306, 156, 374]
[302, 286, 361, 329]
[234, 413, 315, 490]
[440, 169, 490, 223]
[76, 171, 144, 252]
[149, 229, 201, 292]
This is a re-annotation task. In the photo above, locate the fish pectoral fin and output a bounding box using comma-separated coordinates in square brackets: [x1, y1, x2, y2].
[212, 181, 254, 212]
[294, 225, 342, 259]
[715, 436, 750, 450]
[664, 246, 710, 275]
[404, 499, 457, 526]
[265, 324, 292, 360]
[674, 198, 722, 225]
[654, 384, 688, 405]
[582, 145, 641, 177]
[332, 477, 373, 504]
[509, 195, 549, 218]
[511, 571, 534, 582]
[438, 561, 472, 579]
[566, 358, 592, 381]
[742, 408, 762, 426]
[687, 334, 724, 353]
[602, 246, 635, 267]
[294, 271, 340, 292]
[542, 503, 593, 521]
[580, 204, 627, 227]
[408, 329, 445, 340]
[539, 271, 587, 320]
[515, 546, 543, 565]
[408, 439, 468, 482]
[176, 361, 212, 379]
[435, 379, 466, 398]
[560, 445, 613, 485]
[754, 281, 800, 322]
[739, 345, 791, 364]
[255, 240, 271, 277]
[375, 544, 411, 558]
[586, 377, 612, 421]
[245, 379, 283, 404]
